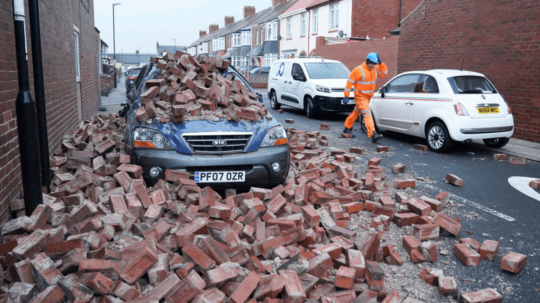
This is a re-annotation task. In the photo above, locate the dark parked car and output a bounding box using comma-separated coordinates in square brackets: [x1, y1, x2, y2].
[125, 67, 142, 97]
[120, 63, 289, 189]
[237, 65, 257, 73]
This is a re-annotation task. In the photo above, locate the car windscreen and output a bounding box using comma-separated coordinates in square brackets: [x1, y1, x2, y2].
[447, 76, 497, 94]
[130, 68, 142, 77]
[303, 62, 350, 79]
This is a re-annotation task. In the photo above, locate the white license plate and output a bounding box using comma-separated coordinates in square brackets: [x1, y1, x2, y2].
[195, 171, 245, 183]
[342, 99, 354, 105]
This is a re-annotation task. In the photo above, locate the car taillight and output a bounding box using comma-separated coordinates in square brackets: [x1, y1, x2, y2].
[129, 76, 137, 80]
[454, 103, 469, 116]
[507, 104, 512, 114]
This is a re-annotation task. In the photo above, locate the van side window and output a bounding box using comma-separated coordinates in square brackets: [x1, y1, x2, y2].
[418, 75, 439, 93]
[292, 64, 306, 79]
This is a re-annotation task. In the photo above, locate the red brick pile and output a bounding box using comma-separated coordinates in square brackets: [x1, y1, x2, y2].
[0, 114, 524, 303]
[135, 51, 268, 124]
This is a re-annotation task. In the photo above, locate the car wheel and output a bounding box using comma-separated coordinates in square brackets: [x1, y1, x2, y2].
[305, 97, 317, 119]
[426, 121, 453, 152]
[483, 137, 510, 148]
[270, 92, 281, 110]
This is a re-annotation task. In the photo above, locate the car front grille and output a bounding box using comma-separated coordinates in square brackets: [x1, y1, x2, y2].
[185, 165, 253, 173]
[183, 133, 252, 154]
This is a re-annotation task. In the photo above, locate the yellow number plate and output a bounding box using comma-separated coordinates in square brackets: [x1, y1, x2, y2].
[477, 107, 500, 114]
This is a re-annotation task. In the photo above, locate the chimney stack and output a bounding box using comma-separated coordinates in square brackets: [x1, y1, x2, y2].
[199, 30, 207, 37]
[156, 42, 159, 47]
[272, 0, 287, 6]
[136, 50, 139, 54]
[225, 16, 235, 26]
[244, 6, 256, 18]
[209, 24, 219, 34]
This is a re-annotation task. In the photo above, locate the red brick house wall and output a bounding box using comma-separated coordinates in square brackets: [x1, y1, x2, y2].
[0, 0, 99, 225]
[398, 0, 540, 143]
[315, 36, 399, 88]
[352, 0, 423, 39]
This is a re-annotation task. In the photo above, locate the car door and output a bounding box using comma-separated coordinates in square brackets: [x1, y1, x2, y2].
[278, 62, 298, 106]
[289, 63, 307, 108]
[376, 74, 420, 131]
[411, 74, 441, 137]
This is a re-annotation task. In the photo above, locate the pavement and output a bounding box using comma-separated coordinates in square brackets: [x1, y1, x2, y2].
[262, 95, 540, 302]
[98, 75, 127, 115]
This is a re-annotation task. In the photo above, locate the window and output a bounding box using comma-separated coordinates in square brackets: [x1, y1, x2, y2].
[242, 30, 251, 46]
[74, 31, 80, 81]
[219, 37, 225, 50]
[418, 75, 439, 93]
[287, 18, 292, 38]
[266, 23, 277, 40]
[304, 63, 350, 79]
[330, 3, 339, 30]
[292, 64, 306, 80]
[212, 39, 217, 52]
[448, 76, 497, 94]
[232, 57, 249, 68]
[264, 54, 278, 67]
[232, 33, 241, 47]
[301, 13, 306, 36]
[313, 9, 319, 33]
[256, 29, 259, 45]
[386, 75, 421, 93]
[201, 43, 208, 54]
[261, 28, 264, 44]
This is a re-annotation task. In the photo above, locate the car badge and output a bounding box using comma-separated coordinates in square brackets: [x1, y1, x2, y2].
[212, 139, 227, 148]
[481, 95, 486, 100]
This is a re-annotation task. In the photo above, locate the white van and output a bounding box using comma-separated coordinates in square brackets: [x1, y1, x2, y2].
[267, 58, 355, 118]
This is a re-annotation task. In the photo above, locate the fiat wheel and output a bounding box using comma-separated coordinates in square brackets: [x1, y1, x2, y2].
[426, 121, 453, 152]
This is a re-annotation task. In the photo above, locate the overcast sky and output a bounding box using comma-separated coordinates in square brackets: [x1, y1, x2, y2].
[94, 0, 272, 54]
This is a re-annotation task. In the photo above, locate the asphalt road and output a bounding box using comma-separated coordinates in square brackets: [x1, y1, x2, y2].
[263, 95, 540, 302]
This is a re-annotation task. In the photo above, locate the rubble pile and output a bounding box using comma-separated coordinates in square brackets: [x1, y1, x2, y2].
[0, 113, 522, 303]
[135, 52, 269, 124]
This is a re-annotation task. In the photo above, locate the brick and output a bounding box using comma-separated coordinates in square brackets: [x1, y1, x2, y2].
[308, 252, 333, 277]
[454, 243, 481, 266]
[508, 156, 526, 165]
[339, 133, 353, 139]
[320, 124, 330, 130]
[413, 224, 439, 241]
[479, 240, 499, 261]
[183, 242, 216, 271]
[279, 269, 306, 303]
[434, 192, 449, 205]
[419, 195, 442, 212]
[79, 272, 113, 295]
[356, 230, 380, 261]
[334, 266, 355, 289]
[419, 268, 443, 286]
[501, 252, 527, 273]
[493, 153, 508, 160]
[530, 180, 540, 189]
[407, 198, 431, 216]
[438, 276, 458, 297]
[111, 281, 141, 301]
[119, 246, 158, 284]
[368, 157, 381, 166]
[285, 119, 294, 124]
[164, 270, 206, 303]
[30, 285, 65, 303]
[394, 180, 415, 189]
[433, 213, 462, 236]
[445, 174, 463, 186]
[420, 241, 437, 262]
[460, 238, 481, 252]
[349, 147, 365, 154]
[391, 164, 405, 174]
[414, 144, 428, 151]
[229, 271, 260, 303]
[346, 249, 366, 278]
[461, 288, 503, 303]
[365, 261, 385, 291]
[393, 213, 419, 226]
[402, 236, 421, 254]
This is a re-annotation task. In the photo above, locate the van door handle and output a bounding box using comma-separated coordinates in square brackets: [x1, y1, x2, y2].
[405, 102, 413, 105]
[289, 82, 292, 84]
[284, 81, 287, 83]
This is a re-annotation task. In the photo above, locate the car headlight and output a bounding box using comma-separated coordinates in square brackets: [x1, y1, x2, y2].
[134, 128, 173, 149]
[260, 126, 288, 147]
[316, 85, 332, 93]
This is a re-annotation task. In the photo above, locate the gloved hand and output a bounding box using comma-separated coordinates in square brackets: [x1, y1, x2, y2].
[342, 98, 351, 105]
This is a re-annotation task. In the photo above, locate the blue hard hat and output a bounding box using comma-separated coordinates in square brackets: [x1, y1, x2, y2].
[366, 52, 379, 63]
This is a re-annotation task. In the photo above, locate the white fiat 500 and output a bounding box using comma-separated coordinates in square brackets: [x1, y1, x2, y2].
[371, 70, 514, 152]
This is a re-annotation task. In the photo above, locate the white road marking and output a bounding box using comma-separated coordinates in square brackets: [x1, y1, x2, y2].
[508, 177, 540, 202]
[419, 183, 516, 222]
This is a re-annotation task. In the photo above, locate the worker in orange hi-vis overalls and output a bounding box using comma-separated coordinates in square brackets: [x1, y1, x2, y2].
[342, 52, 388, 143]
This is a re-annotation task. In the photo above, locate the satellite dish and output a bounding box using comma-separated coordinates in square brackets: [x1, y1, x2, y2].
[277, 35, 282, 41]
[339, 30, 344, 38]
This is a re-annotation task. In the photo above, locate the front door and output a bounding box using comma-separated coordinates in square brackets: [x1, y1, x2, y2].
[377, 74, 420, 131]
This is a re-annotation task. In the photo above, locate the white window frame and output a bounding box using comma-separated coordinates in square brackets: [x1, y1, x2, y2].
[266, 22, 277, 41]
[301, 13, 306, 36]
[287, 18, 292, 38]
[261, 28, 264, 44]
[313, 8, 319, 33]
[256, 29, 259, 45]
[74, 31, 80, 81]
[201, 42, 208, 54]
[330, 3, 339, 30]
[264, 54, 278, 67]
[241, 30, 251, 46]
[232, 33, 241, 47]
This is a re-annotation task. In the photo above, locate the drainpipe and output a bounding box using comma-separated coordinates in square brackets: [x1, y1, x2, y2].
[96, 53, 107, 111]
[28, 0, 51, 191]
[12, 0, 43, 215]
[398, 0, 402, 27]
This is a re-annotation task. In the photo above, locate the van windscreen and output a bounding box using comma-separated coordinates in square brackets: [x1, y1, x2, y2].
[304, 62, 349, 79]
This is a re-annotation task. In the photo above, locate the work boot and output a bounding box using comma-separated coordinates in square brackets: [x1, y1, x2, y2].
[371, 131, 383, 143]
[343, 127, 356, 138]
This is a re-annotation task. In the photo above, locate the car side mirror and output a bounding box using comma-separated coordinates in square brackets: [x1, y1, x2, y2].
[380, 87, 386, 98]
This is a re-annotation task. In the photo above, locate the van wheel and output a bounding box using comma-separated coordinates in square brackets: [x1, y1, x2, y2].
[426, 121, 453, 152]
[270, 92, 281, 110]
[305, 97, 317, 119]
[483, 138, 510, 148]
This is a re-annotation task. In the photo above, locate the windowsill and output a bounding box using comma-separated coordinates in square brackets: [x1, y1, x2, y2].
[286, 38, 293, 40]
[329, 29, 339, 33]
[312, 33, 318, 36]
[300, 35, 306, 38]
